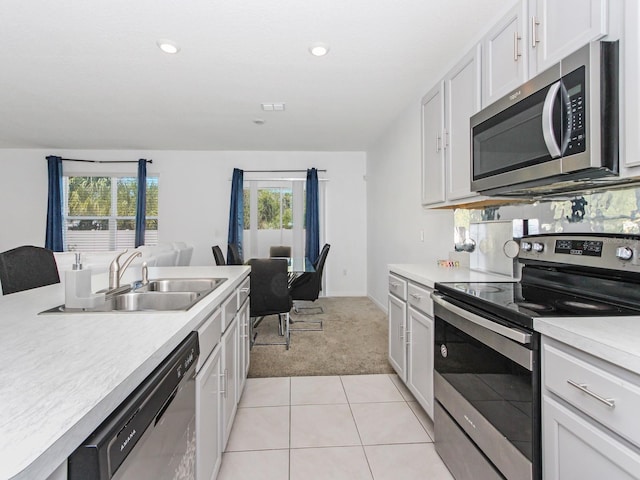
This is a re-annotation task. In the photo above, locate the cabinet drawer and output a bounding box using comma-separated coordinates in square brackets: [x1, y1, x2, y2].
[543, 341, 640, 448]
[195, 308, 222, 371]
[388, 273, 407, 301]
[238, 276, 250, 308]
[408, 283, 433, 317]
[222, 292, 238, 331]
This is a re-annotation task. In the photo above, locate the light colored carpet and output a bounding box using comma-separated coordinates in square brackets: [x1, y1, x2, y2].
[248, 296, 394, 378]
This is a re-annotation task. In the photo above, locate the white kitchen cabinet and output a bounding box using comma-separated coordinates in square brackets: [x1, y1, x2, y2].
[528, 0, 608, 74]
[406, 305, 434, 419]
[444, 45, 482, 201]
[541, 336, 640, 479]
[388, 271, 435, 419]
[421, 83, 446, 205]
[421, 45, 481, 206]
[237, 298, 250, 396]
[482, 1, 529, 106]
[196, 343, 223, 480]
[388, 274, 407, 380]
[221, 316, 238, 450]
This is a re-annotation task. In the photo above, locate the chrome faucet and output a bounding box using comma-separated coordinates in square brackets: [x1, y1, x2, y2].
[109, 250, 143, 289]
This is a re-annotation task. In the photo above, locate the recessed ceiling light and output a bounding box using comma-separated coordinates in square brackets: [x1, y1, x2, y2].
[309, 43, 330, 57]
[157, 39, 180, 54]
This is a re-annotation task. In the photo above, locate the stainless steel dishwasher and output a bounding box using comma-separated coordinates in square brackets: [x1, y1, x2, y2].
[68, 332, 199, 480]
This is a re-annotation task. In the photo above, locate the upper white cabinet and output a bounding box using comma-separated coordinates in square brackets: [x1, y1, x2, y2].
[422, 45, 481, 206]
[421, 84, 446, 205]
[445, 46, 482, 201]
[529, 0, 609, 74]
[482, 2, 529, 106]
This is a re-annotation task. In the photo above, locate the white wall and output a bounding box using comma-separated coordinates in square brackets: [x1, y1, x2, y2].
[0, 149, 367, 296]
[366, 103, 455, 310]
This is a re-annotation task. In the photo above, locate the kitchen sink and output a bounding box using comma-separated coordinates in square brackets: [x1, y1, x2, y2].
[133, 278, 226, 294]
[41, 277, 227, 313]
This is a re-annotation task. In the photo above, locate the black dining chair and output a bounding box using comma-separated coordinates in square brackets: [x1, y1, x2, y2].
[227, 243, 243, 265]
[0, 245, 61, 295]
[249, 258, 293, 349]
[212, 245, 226, 265]
[289, 244, 330, 329]
[269, 245, 291, 258]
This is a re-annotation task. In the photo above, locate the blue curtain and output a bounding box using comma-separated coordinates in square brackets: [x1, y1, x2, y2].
[135, 159, 147, 247]
[45, 156, 64, 252]
[305, 168, 320, 264]
[227, 168, 244, 263]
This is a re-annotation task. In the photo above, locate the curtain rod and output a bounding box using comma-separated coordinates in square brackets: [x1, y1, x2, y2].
[243, 169, 325, 173]
[53, 157, 152, 164]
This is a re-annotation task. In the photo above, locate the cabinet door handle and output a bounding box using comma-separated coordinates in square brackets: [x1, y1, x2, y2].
[435, 133, 442, 153]
[531, 17, 540, 48]
[240, 287, 250, 293]
[513, 32, 522, 61]
[221, 369, 228, 398]
[566, 379, 615, 408]
[443, 129, 449, 149]
[399, 324, 404, 341]
[390, 282, 399, 288]
[405, 328, 411, 346]
[410, 293, 423, 300]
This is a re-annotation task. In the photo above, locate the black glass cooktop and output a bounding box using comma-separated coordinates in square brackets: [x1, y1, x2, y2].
[435, 280, 640, 331]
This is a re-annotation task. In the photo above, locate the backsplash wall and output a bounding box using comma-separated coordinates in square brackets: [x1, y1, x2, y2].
[455, 185, 640, 238]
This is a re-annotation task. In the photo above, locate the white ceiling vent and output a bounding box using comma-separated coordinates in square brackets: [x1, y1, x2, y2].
[261, 103, 286, 111]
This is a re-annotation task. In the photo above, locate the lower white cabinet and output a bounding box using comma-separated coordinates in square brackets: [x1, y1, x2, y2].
[542, 337, 640, 479]
[407, 306, 434, 419]
[388, 271, 434, 419]
[221, 316, 239, 450]
[196, 343, 223, 480]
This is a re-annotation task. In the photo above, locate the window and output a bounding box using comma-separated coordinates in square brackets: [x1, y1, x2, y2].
[244, 187, 294, 230]
[63, 175, 158, 251]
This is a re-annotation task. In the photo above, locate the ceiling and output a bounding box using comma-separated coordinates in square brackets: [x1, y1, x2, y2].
[0, 0, 509, 151]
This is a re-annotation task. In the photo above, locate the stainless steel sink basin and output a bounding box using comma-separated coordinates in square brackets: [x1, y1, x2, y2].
[134, 278, 226, 293]
[40, 277, 227, 314]
[109, 291, 200, 311]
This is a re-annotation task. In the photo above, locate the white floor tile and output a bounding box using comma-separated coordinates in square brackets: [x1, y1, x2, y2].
[290, 446, 373, 480]
[217, 449, 289, 480]
[351, 402, 431, 445]
[239, 377, 290, 407]
[364, 443, 454, 480]
[290, 404, 361, 448]
[408, 401, 435, 441]
[225, 406, 289, 451]
[341, 374, 405, 403]
[291, 376, 348, 405]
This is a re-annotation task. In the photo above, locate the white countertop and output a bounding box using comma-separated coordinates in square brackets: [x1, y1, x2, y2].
[535, 317, 640, 375]
[388, 263, 515, 288]
[0, 265, 250, 480]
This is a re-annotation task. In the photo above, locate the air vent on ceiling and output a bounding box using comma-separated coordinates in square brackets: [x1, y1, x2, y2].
[261, 103, 286, 111]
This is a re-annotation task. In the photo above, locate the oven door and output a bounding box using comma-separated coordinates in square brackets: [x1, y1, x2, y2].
[431, 293, 540, 480]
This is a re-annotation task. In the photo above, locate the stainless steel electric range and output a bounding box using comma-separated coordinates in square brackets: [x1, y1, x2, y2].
[432, 233, 640, 480]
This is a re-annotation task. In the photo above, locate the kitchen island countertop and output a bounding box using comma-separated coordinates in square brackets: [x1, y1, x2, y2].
[0, 265, 250, 480]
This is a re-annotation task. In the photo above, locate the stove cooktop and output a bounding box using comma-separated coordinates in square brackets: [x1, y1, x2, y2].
[435, 281, 640, 330]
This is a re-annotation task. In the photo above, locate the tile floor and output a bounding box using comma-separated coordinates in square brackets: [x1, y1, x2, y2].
[217, 374, 454, 480]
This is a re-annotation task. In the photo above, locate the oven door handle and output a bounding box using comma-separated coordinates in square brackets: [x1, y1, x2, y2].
[431, 293, 531, 345]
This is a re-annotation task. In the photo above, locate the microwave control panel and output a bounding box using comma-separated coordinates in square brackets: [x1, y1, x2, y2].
[562, 66, 586, 156]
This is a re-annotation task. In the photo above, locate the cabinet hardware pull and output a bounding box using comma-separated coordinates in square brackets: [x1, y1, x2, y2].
[436, 134, 442, 153]
[240, 287, 250, 293]
[443, 129, 449, 148]
[531, 17, 540, 48]
[220, 371, 227, 398]
[566, 380, 615, 408]
[513, 32, 522, 61]
[399, 324, 404, 340]
[410, 293, 422, 300]
[390, 282, 399, 288]
[405, 328, 411, 346]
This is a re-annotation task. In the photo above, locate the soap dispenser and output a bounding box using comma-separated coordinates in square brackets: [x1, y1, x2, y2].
[65, 253, 105, 309]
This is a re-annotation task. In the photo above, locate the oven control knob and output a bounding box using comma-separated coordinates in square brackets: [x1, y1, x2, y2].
[532, 242, 544, 253]
[521, 241, 532, 252]
[616, 246, 634, 261]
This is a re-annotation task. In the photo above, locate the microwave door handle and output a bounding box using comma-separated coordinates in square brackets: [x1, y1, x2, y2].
[542, 80, 562, 158]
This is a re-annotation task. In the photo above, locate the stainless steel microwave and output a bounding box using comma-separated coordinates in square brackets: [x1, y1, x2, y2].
[471, 41, 619, 196]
